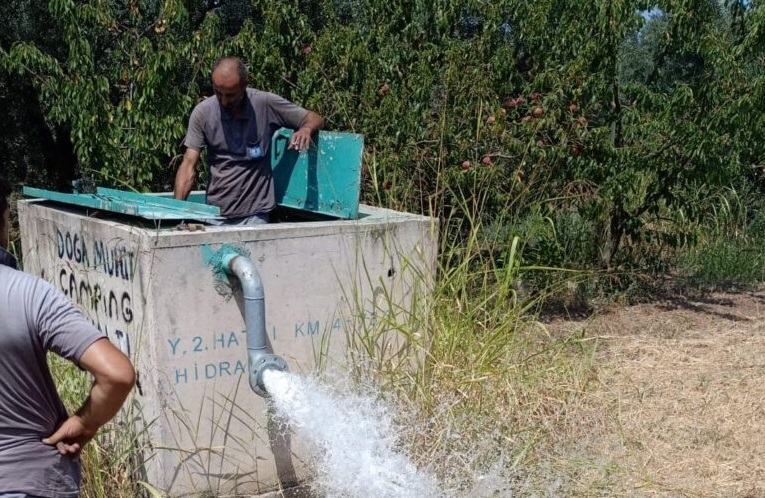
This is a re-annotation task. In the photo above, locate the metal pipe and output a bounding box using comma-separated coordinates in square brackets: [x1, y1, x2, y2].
[223, 253, 288, 397]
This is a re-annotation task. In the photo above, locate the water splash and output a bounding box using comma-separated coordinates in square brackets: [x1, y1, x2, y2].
[263, 370, 442, 498]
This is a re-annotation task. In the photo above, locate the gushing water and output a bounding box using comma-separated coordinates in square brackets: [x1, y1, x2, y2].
[263, 369, 442, 498]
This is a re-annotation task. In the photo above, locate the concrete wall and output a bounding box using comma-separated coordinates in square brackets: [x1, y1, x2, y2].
[18, 200, 437, 497]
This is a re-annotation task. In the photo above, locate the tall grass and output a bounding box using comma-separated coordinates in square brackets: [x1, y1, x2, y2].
[411, 220, 598, 493]
[677, 184, 765, 287]
[340, 174, 602, 493]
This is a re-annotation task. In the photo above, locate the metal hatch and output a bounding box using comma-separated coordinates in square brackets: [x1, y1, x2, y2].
[23, 129, 363, 222]
[22, 186, 221, 221]
[271, 128, 363, 220]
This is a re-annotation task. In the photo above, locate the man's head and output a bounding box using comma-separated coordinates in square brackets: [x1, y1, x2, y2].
[0, 176, 10, 249]
[212, 57, 247, 114]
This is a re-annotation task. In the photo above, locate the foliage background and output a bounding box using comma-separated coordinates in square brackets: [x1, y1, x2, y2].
[6, 1, 765, 496]
[4, 0, 765, 280]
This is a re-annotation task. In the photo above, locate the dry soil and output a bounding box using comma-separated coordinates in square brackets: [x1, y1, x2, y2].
[545, 288, 765, 497]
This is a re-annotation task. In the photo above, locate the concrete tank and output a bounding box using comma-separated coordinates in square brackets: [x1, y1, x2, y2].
[18, 198, 437, 497]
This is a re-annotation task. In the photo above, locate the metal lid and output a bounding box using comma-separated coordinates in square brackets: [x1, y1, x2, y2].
[23, 186, 221, 221]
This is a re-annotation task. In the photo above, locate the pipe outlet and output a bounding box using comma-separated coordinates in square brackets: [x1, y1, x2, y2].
[249, 353, 288, 397]
[222, 253, 289, 397]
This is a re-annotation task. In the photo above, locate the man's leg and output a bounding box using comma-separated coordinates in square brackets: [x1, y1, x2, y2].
[240, 213, 271, 225]
[215, 213, 271, 226]
[201, 212, 271, 226]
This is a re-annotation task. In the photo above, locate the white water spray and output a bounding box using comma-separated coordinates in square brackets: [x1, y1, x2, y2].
[263, 370, 442, 498]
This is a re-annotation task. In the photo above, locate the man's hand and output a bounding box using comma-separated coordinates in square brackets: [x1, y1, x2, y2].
[43, 415, 98, 457]
[289, 111, 324, 152]
[288, 126, 314, 152]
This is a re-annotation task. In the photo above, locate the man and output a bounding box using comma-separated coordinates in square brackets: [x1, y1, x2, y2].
[0, 176, 136, 498]
[174, 56, 325, 224]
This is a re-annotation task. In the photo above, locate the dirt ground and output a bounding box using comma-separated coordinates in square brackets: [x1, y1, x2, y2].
[546, 288, 765, 498]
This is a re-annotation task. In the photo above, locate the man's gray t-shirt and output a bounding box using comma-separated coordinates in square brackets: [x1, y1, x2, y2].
[0, 265, 105, 497]
[184, 88, 308, 218]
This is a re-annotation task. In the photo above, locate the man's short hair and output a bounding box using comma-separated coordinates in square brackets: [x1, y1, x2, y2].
[213, 57, 247, 84]
[0, 176, 10, 215]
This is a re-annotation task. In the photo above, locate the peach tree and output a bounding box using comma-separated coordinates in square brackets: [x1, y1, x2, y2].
[1, 0, 313, 189]
[4, 0, 765, 274]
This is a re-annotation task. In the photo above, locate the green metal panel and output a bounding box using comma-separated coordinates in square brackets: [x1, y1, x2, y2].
[271, 128, 363, 220]
[22, 186, 221, 221]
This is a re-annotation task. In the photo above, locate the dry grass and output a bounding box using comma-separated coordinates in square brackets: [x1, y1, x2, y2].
[543, 289, 765, 497]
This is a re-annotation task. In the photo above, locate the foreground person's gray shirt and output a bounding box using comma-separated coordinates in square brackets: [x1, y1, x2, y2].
[0, 247, 17, 270]
[0, 265, 105, 497]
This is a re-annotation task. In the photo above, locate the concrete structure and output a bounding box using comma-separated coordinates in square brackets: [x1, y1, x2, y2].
[18, 199, 437, 497]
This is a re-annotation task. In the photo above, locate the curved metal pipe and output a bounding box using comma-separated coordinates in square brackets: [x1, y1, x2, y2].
[223, 253, 288, 397]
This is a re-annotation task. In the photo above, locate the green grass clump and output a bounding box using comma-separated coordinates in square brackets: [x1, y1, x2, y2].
[339, 204, 600, 493]
[677, 185, 765, 289]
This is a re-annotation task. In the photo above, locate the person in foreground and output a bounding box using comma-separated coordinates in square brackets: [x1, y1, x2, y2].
[0, 176, 136, 497]
[174, 56, 325, 225]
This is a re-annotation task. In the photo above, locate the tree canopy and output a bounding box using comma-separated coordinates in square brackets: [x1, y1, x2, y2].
[3, 0, 765, 270]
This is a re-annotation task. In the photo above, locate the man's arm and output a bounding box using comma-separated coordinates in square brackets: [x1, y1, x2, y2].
[43, 338, 135, 456]
[173, 147, 201, 201]
[288, 110, 325, 152]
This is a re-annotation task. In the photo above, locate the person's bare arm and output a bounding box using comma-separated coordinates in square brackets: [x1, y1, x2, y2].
[174, 147, 201, 201]
[289, 111, 325, 152]
[43, 338, 135, 456]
